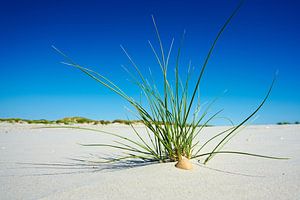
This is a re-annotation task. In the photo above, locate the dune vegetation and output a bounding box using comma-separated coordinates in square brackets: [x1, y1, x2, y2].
[0, 117, 142, 125]
[277, 121, 300, 125]
[53, 1, 288, 170]
[0, 118, 56, 124]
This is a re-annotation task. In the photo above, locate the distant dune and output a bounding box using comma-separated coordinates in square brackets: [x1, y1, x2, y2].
[0, 117, 143, 125]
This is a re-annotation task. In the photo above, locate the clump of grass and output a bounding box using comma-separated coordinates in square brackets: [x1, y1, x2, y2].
[0, 118, 55, 124]
[53, 1, 288, 169]
[93, 120, 111, 125]
[56, 117, 94, 124]
[277, 121, 299, 125]
[112, 119, 143, 125]
[277, 122, 291, 125]
[27, 119, 54, 124]
[0, 118, 24, 123]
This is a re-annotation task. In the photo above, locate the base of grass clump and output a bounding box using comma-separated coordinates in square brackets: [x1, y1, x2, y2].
[175, 156, 193, 170]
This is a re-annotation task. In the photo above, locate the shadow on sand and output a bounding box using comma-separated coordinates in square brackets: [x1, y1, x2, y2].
[2, 154, 265, 178]
[1, 154, 157, 177]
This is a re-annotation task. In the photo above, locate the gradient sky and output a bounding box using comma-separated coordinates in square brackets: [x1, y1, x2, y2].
[0, 0, 299, 125]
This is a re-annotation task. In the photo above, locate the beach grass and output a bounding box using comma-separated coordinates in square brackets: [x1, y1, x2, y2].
[52, 1, 288, 169]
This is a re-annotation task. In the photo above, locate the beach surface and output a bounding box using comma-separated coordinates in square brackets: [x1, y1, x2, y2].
[0, 123, 299, 200]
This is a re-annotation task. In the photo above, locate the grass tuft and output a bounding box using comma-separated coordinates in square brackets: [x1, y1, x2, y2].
[52, 1, 288, 167]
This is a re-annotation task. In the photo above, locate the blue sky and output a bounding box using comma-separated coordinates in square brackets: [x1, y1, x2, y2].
[0, 0, 299, 125]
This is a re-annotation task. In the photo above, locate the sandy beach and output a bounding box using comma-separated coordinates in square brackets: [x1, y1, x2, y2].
[0, 123, 299, 200]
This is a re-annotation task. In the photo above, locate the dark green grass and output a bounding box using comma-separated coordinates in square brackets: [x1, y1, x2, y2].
[277, 121, 300, 125]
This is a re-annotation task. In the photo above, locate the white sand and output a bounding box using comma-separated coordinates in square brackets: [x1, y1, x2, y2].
[0, 123, 299, 200]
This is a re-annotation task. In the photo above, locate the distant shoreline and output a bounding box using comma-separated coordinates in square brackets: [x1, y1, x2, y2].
[0, 117, 298, 126]
[0, 117, 140, 125]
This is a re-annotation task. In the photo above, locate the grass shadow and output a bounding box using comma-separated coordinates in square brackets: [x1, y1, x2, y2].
[196, 161, 265, 178]
[0, 155, 157, 177]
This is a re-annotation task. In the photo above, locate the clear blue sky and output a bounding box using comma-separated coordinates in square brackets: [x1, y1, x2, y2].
[0, 0, 299, 125]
